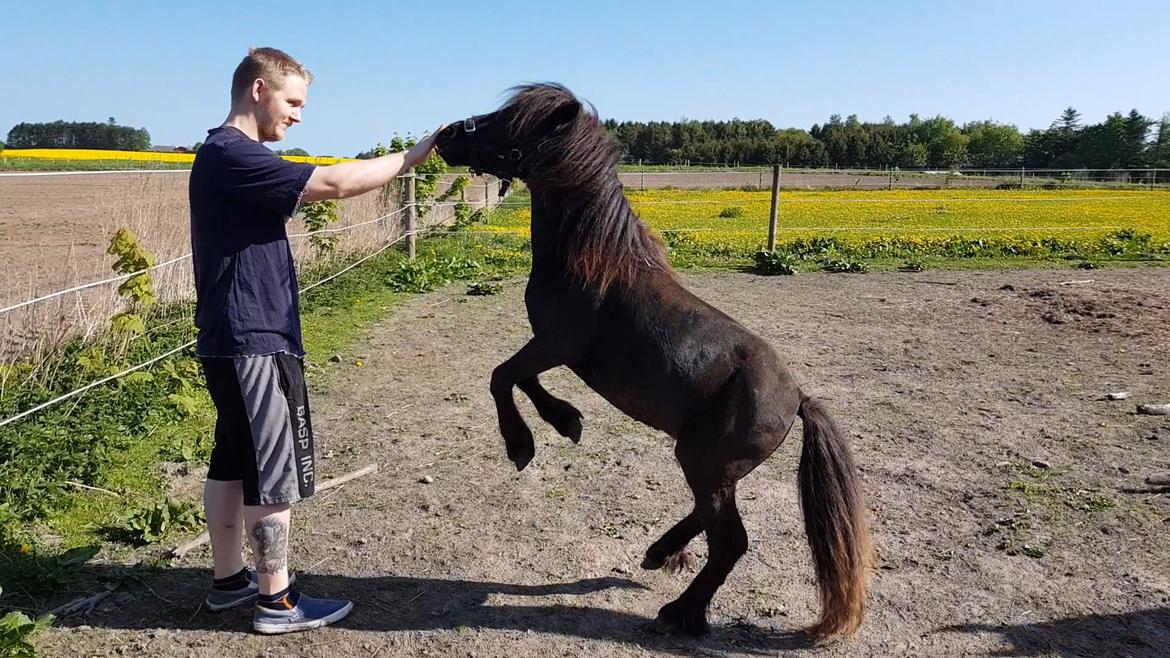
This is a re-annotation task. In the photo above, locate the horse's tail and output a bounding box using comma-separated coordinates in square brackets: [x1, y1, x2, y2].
[796, 395, 873, 641]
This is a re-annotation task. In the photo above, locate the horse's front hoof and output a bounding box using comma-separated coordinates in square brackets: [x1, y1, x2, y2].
[506, 438, 534, 471]
[502, 421, 535, 471]
[555, 414, 583, 444]
[547, 401, 583, 444]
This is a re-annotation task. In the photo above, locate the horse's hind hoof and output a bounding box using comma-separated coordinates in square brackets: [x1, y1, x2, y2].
[647, 614, 681, 635]
[641, 549, 690, 572]
[510, 450, 534, 471]
[641, 554, 665, 570]
[650, 601, 710, 637]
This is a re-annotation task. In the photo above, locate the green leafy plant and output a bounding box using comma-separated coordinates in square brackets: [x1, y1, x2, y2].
[899, 258, 927, 272]
[752, 249, 797, 275]
[718, 206, 745, 218]
[106, 228, 157, 340]
[114, 499, 204, 545]
[436, 175, 470, 203]
[13, 545, 100, 590]
[820, 258, 869, 273]
[302, 200, 341, 258]
[0, 586, 53, 658]
[662, 230, 698, 253]
[162, 435, 208, 463]
[159, 359, 202, 417]
[467, 282, 504, 296]
[387, 255, 482, 293]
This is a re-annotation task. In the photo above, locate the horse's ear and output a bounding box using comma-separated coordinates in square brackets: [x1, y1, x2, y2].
[533, 99, 581, 139]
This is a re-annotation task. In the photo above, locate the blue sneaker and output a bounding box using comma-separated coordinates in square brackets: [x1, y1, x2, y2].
[205, 569, 296, 611]
[252, 589, 353, 634]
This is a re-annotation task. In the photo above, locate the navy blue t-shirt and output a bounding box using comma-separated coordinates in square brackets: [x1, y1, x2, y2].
[189, 126, 316, 357]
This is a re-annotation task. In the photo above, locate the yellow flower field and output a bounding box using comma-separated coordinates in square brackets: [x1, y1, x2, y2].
[1, 148, 350, 166]
[633, 188, 1169, 242]
[484, 188, 1170, 260]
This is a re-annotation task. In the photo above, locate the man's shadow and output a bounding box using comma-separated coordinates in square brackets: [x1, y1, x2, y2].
[36, 563, 814, 655]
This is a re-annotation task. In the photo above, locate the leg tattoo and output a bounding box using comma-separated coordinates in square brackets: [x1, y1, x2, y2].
[251, 518, 289, 575]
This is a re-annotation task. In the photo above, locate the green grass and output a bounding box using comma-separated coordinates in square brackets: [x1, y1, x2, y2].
[987, 462, 1120, 559]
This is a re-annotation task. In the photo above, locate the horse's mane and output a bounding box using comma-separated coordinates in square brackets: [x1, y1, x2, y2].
[502, 83, 671, 294]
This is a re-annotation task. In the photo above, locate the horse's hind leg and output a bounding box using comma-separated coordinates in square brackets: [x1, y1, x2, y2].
[517, 376, 583, 443]
[641, 508, 701, 572]
[653, 484, 749, 637]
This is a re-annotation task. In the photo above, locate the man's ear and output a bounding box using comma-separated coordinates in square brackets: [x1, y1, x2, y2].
[532, 99, 580, 139]
[251, 78, 266, 103]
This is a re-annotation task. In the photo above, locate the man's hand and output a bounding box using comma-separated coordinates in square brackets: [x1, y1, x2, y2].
[404, 125, 445, 168]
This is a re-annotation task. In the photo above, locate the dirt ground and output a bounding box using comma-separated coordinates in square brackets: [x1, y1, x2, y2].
[0, 173, 189, 307]
[34, 265, 1170, 657]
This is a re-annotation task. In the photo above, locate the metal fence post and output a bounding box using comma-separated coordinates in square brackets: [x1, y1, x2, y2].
[406, 172, 417, 261]
[767, 164, 780, 252]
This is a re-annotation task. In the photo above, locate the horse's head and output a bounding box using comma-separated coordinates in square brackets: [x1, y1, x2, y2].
[436, 84, 598, 188]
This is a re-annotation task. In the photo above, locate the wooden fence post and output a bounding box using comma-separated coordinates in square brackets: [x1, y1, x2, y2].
[406, 172, 417, 261]
[767, 164, 780, 252]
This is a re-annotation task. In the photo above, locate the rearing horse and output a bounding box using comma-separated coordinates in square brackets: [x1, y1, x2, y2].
[435, 84, 873, 641]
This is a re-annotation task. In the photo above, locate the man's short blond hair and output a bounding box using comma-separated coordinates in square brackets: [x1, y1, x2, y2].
[231, 47, 313, 103]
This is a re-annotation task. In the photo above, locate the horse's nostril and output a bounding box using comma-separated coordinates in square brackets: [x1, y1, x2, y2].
[443, 124, 458, 137]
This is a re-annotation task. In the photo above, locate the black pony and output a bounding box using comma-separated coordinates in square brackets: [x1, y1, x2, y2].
[435, 84, 873, 640]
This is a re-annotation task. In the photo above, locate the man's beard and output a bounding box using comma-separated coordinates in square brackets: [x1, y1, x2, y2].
[259, 122, 284, 142]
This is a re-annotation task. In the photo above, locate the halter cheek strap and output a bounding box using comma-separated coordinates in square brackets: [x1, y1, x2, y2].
[463, 118, 480, 175]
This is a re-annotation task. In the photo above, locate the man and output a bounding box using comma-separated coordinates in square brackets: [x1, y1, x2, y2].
[189, 47, 438, 634]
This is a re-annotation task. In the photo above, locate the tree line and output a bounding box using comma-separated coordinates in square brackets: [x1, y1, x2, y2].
[604, 108, 1170, 170]
[7, 108, 1169, 171]
[5, 118, 151, 151]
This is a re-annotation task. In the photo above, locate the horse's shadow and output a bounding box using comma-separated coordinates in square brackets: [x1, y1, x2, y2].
[940, 607, 1170, 658]
[43, 564, 814, 655]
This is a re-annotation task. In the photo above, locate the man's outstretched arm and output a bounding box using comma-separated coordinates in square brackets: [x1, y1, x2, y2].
[301, 129, 441, 202]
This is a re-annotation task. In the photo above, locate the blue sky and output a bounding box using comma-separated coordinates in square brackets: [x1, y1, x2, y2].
[2, 1, 1167, 157]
